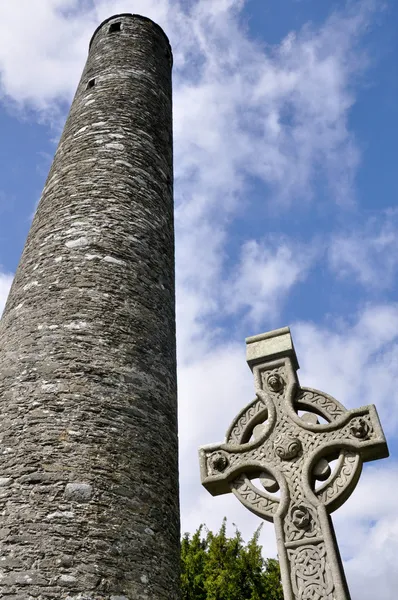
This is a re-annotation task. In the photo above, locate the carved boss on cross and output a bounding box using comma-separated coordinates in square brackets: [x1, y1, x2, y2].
[199, 328, 389, 600]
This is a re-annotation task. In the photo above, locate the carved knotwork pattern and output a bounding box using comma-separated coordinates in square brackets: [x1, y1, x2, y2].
[270, 416, 305, 506]
[316, 451, 358, 504]
[231, 474, 279, 519]
[226, 397, 266, 445]
[298, 414, 374, 456]
[288, 543, 334, 600]
[295, 389, 345, 422]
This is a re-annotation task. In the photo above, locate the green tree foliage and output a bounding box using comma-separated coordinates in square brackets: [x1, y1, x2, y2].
[181, 518, 284, 600]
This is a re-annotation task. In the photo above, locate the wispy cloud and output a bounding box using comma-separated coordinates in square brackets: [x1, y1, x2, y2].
[329, 209, 398, 288]
[224, 239, 311, 327]
[170, 0, 373, 355]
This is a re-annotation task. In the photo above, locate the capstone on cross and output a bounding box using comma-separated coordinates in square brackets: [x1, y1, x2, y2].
[199, 327, 389, 600]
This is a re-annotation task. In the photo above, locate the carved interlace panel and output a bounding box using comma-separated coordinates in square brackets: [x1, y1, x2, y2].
[226, 397, 267, 445]
[287, 543, 334, 600]
[295, 389, 345, 422]
[232, 474, 279, 521]
[316, 451, 359, 506]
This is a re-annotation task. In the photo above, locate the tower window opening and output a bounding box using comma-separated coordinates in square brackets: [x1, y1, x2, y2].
[109, 22, 121, 33]
[86, 78, 96, 90]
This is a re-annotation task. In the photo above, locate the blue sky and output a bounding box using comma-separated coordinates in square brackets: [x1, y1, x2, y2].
[0, 1, 397, 598]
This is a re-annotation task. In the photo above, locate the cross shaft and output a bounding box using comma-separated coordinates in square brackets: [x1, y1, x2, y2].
[199, 328, 389, 600]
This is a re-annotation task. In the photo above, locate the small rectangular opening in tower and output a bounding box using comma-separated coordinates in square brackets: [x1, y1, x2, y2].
[109, 22, 121, 33]
[86, 78, 96, 90]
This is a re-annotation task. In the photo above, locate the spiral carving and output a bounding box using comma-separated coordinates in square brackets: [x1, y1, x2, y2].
[274, 434, 302, 460]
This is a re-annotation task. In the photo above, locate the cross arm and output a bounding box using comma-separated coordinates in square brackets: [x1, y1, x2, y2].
[199, 442, 262, 496]
[318, 403, 388, 461]
[295, 402, 389, 463]
[199, 441, 285, 522]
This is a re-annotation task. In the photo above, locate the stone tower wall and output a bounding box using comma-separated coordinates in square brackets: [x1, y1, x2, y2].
[0, 14, 179, 600]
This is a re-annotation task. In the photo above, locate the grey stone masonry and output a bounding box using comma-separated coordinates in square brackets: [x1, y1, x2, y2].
[0, 14, 179, 600]
[200, 327, 389, 600]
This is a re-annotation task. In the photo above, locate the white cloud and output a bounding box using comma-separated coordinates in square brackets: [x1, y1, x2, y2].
[0, 0, 92, 120]
[224, 239, 311, 327]
[169, 0, 372, 354]
[329, 209, 398, 288]
[0, 272, 13, 316]
[178, 340, 249, 455]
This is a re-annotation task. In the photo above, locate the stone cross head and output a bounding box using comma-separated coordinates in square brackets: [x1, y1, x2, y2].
[199, 327, 389, 600]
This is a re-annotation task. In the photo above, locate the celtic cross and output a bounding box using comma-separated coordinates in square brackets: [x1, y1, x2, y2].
[199, 327, 389, 600]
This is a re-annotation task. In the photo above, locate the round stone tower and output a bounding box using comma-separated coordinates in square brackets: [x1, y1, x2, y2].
[0, 14, 179, 600]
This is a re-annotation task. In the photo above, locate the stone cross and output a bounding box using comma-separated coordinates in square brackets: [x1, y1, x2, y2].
[199, 327, 389, 600]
